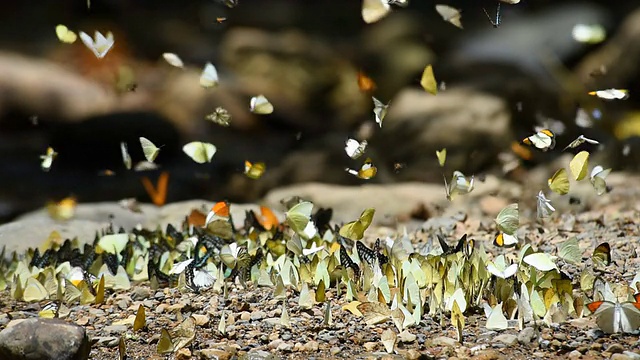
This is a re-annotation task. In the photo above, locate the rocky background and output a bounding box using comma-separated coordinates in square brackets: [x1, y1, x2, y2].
[1, 0, 640, 222]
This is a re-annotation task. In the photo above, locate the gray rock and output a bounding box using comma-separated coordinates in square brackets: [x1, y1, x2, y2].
[622, 351, 640, 360]
[518, 327, 536, 344]
[493, 334, 518, 347]
[239, 349, 279, 360]
[0, 318, 90, 360]
[250, 310, 267, 321]
[131, 286, 152, 301]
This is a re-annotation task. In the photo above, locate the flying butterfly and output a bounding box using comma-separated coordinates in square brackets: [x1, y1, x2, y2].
[536, 191, 555, 219]
[562, 135, 599, 151]
[548, 168, 570, 195]
[244, 161, 266, 179]
[437, 234, 466, 255]
[345, 139, 367, 159]
[162, 53, 184, 68]
[79, 30, 114, 59]
[420, 64, 438, 95]
[590, 165, 611, 196]
[40, 147, 57, 172]
[345, 158, 377, 180]
[588, 89, 629, 100]
[141, 171, 169, 206]
[435, 4, 463, 29]
[483, 2, 501, 28]
[139, 137, 161, 163]
[250, 95, 274, 115]
[183, 141, 216, 164]
[55, 25, 77, 44]
[522, 129, 555, 151]
[200, 62, 219, 88]
[361, 0, 392, 24]
[206, 107, 231, 126]
[372, 97, 389, 127]
[443, 171, 474, 200]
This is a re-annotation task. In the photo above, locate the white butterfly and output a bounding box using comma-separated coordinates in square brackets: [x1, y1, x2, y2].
[162, 53, 184, 68]
[79, 31, 114, 59]
[345, 139, 367, 159]
[200, 62, 219, 88]
[372, 97, 389, 127]
[536, 191, 555, 219]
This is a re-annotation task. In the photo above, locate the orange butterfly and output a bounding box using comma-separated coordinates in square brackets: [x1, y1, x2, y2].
[357, 71, 377, 93]
[187, 209, 207, 227]
[205, 201, 230, 226]
[141, 171, 169, 206]
[258, 206, 279, 230]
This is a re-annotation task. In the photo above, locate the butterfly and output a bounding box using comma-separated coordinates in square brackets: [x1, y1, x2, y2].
[522, 129, 555, 151]
[548, 168, 570, 195]
[79, 30, 114, 58]
[250, 95, 274, 115]
[206, 107, 231, 126]
[200, 62, 219, 88]
[357, 71, 377, 93]
[340, 245, 361, 282]
[586, 300, 640, 334]
[139, 137, 161, 163]
[588, 89, 629, 100]
[536, 191, 555, 219]
[345, 139, 368, 159]
[345, 158, 377, 180]
[40, 147, 57, 171]
[55, 25, 77, 44]
[435, 4, 463, 29]
[141, 171, 169, 206]
[372, 97, 389, 127]
[162, 53, 184, 68]
[437, 234, 466, 255]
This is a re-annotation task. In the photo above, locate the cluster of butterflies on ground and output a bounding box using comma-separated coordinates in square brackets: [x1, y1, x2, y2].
[3, 196, 640, 357]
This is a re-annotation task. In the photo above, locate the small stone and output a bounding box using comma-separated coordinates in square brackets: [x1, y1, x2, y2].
[553, 332, 568, 341]
[104, 325, 127, 334]
[251, 310, 266, 321]
[518, 327, 536, 345]
[567, 350, 582, 359]
[277, 342, 293, 352]
[268, 339, 283, 350]
[92, 336, 119, 347]
[240, 312, 251, 321]
[474, 349, 505, 360]
[494, 334, 518, 347]
[590, 343, 603, 351]
[330, 346, 342, 356]
[0, 318, 90, 360]
[623, 351, 640, 360]
[268, 332, 279, 341]
[432, 336, 458, 347]
[303, 340, 319, 352]
[198, 349, 232, 360]
[192, 314, 209, 326]
[116, 299, 129, 310]
[405, 349, 422, 360]
[363, 342, 377, 352]
[154, 291, 165, 300]
[397, 330, 416, 343]
[76, 316, 90, 326]
[175, 347, 191, 360]
[156, 304, 169, 313]
[608, 344, 626, 354]
[611, 354, 633, 360]
[131, 286, 152, 300]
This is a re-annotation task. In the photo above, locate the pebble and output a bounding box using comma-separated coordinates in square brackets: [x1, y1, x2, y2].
[251, 310, 267, 321]
[277, 342, 293, 352]
[131, 286, 152, 300]
[0, 318, 90, 360]
[473, 349, 505, 360]
[611, 354, 635, 360]
[93, 336, 119, 347]
[198, 348, 232, 360]
[518, 327, 536, 345]
[398, 330, 416, 343]
[281, 333, 292, 341]
[608, 344, 625, 354]
[623, 351, 640, 360]
[493, 334, 518, 347]
[363, 342, 377, 352]
[104, 325, 127, 334]
[553, 332, 568, 341]
[192, 314, 209, 326]
[176, 348, 191, 360]
[567, 350, 582, 359]
[303, 340, 319, 352]
[330, 346, 342, 356]
[433, 336, 458, 347]
[240, 312, 251, 321]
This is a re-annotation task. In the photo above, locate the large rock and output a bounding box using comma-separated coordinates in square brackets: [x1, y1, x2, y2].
[0, 318, 90, 360]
